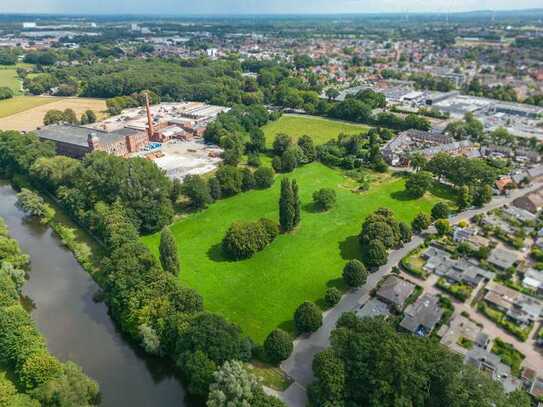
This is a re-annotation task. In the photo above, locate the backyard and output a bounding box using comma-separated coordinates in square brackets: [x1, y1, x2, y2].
[262, 114, 370, 147]
[142, 163, 451, 342]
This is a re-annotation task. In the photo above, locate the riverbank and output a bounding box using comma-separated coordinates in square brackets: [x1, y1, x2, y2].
[0, 181, 188, 407]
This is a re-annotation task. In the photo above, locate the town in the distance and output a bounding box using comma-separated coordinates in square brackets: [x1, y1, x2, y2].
[0, 5, 543, 407]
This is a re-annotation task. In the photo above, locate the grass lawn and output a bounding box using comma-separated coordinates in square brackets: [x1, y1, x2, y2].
[0, 68, 22, 95]
[262, 114, 369, 147]
[142, 163, 450, 343]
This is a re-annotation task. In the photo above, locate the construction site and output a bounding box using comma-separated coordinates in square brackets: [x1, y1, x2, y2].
[37, 99, 228, 179]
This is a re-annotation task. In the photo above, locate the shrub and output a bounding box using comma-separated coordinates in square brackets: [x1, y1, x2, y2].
[313, 188, 336, 211]
[264, 329, 293, 364]
[435, 219, 451, 236]
[0, 86, 13, 100]
[247, 153, 261, 167]
[342, 260, 368, 287]
[254, 167, 274, 189]
[294, 302, 322, 334]
[241, 168, 256, 191]
[222, 219, 278, 260]
[324, 287, 342, 308]
[411, 212, 431, 233]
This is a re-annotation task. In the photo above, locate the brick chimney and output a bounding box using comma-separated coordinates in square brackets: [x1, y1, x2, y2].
[145, 92, 154, 139]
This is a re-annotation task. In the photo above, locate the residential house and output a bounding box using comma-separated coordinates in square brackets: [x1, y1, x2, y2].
[423, 246, 493, 287]
[513, 188, 543, 214]
[487, 247, 521, 270]
[495, 176, 513, 193]
[484, 281, 543, 326]
[464, 347, 521, 393]
[439, 315, 490, 355]
[356, 298, 391, 320]
[522, 269, 543, 293]
[376, 276, 416, 310]
[502, 206, 537, 223]
[400, 294, 443, 336]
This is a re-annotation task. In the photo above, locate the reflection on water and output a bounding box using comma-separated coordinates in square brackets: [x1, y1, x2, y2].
[0, 182, 187, 407]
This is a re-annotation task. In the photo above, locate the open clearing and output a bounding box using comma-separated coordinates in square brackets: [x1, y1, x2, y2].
[262, 114, 370, 147]
[0, 67, 22, 95]
[0, 97, 107, 131]
[142, 163, 452, 343]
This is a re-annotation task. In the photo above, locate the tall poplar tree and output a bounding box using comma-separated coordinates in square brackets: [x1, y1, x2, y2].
[159, 226, 180, 275]
[292, 179, 301, 227]
[279, 178, 295, 232]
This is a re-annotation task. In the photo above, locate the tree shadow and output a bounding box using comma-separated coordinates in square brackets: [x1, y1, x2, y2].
[390, 190, 416, 201]
[338, 235, 363, 262]
[326, 278, 345, 290]
[429, 182, 458, 201]
[277, 319, 295, 334]
[302, 202, 322, 214]
[206, 242, 231, 263]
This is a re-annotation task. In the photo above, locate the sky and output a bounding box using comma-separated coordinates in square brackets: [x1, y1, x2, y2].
[2, 0, 542, 15]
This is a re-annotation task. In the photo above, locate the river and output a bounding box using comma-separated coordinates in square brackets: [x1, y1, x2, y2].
[0, 181, 187, 407]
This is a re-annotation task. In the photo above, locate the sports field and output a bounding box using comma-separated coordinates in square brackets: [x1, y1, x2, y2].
[142, 163, 452, 342]
[0, 97, 107, 131]
[262, 114, 370, 147]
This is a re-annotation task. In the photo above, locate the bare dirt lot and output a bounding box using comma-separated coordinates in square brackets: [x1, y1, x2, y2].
[0, 97, 107, 132]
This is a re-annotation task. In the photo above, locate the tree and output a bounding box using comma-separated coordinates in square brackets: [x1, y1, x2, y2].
[208, 177, 222, 201]
[62, 109, 78, 125]
[222, 219, 277, 260]
[280, 149, 298, 173]
[294, 302, 322, 334]
[342, 260, 368, 287]
[411, 213, 431, 233]
[457, 185, 473, 210]
[179, 313, 246, 364]
[15, 188, 55, 224]
[325, 87, 340, 101]
[279, 178, 296, 232]
[0, 87, 14, 100]
[273, 134, 292, 156]
[159, 226, 180, 275]
[435, 219, 451, 236]
[292, 179, 301, 228]
[324, 287, 342, 308]
[409, 152, 427, 172]
[431, 202, 450, 220]
[365, 240, 388, 268]
[405, 171, 433, 198]
[207, 361, 261, 407]
[241, 168, 256, 192]
[43, 109, 65, 125]
[264, 329, 293, 364]
[473, 184, 492, 207]
[298, 135, 316, 163]
[308, 349, 345, 406]
[310, 316, 518, 407]
[182, 174, 212, 209]
[313, 188, 336, 211]
[178, 351, 216, 398]
[84, 110, 97, 124]
[215, 165, 242, 197]
[399, 222, 412, 243]
[254, 167, 274, 189]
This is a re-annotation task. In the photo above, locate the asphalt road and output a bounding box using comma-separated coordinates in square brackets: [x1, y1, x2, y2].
[277, 181, 543, 407]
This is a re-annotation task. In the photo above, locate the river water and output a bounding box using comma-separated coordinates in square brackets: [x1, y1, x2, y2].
[0, 182, 187, 407]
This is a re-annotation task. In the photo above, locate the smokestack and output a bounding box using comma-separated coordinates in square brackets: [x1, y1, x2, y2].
[145, 91, 154, 138]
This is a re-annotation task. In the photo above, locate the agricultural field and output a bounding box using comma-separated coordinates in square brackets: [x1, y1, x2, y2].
[262, 114, 370, 147]
[142, 163, 452, 343]
[0, 97, 107, 131]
